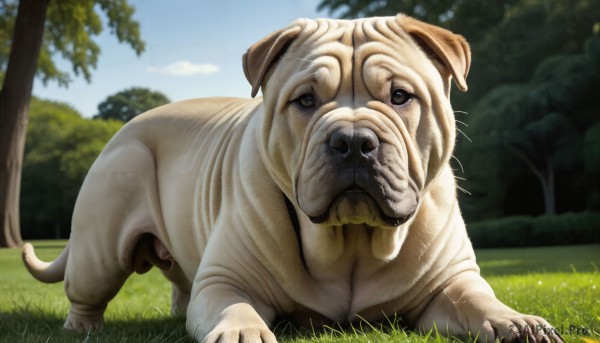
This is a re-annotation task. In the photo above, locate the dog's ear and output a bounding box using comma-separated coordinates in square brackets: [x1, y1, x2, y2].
[243, 26, 302, 98]
[398, 15, 471, 92]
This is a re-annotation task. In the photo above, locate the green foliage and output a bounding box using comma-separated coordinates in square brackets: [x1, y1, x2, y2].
[1, 242, 598, 342]
[0, 0, 144, 86]
[20, 98, 123, 238]
[317, 0, 517, 41]
[467, 212, 600, 248]
[94, 87, 171, 122]
[458, 32, 600, 219]
[471, 1, 600, 98]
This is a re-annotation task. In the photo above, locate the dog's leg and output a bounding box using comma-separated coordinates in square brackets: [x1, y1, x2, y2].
[186, 284, 278, 343]
[160, 263, 192, 316]
[185, 228, 279, 342]
[416, 271, 564, 343]
[171, 284, 191, 317]
[62, 179, 132, 333]
[61, 142, 160, 332]
[63, 240, 130, 332]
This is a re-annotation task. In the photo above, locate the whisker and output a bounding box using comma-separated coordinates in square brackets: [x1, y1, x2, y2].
[451, 155, 465, 174]
[457, 185, 471, 195]
[457, 128, 472, 143]
[454, 110, 469, 115]
[456, 120, 468, 127]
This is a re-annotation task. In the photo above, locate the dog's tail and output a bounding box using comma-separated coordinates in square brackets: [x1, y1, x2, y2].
[22, 242, 69, 283]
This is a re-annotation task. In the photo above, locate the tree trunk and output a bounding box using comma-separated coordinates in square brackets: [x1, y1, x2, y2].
[0, 0, 50, 248]
[542, 158, 556, 215]
[507, 146, 556, 216]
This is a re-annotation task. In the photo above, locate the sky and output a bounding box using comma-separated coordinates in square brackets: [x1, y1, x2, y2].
[33, 0, 333, 118]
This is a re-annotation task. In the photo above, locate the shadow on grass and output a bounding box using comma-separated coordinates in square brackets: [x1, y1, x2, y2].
[0, 310, 190, 343]
[0, 309, 459, 343]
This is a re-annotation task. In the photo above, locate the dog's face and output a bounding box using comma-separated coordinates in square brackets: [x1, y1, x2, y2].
[244, 16, 470, 229]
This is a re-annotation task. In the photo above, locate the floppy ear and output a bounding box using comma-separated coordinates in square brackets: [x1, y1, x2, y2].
[397, 15, 471, 92]
[243, 26, 302, 98]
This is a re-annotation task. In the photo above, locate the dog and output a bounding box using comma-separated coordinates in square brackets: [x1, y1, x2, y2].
[23, 14, 563, 343]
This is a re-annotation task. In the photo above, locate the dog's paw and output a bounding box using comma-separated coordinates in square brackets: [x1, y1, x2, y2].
[201, 327, 277, 343]
[188, 302, 277, 343]
[481, 314, 564, 343]
[63, 312, 104, 333]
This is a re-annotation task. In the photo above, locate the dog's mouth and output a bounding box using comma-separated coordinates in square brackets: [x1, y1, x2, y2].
[306, 184, 417, 227]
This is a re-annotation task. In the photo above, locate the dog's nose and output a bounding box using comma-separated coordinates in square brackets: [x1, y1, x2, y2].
[329, 127, 379, 159]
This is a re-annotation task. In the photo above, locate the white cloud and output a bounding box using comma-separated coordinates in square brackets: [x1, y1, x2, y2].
[147, 61, 220, 76]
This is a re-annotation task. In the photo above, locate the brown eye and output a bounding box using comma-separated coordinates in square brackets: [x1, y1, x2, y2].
[298, 93, 315, 109]
[294, 93, 316, 111]
[391, 89, 412, 105]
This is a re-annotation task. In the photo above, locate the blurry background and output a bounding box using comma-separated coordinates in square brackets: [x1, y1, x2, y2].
[1, 0, 599, 247]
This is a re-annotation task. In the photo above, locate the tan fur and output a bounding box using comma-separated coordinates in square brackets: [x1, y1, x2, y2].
[23, 14, 562, 343]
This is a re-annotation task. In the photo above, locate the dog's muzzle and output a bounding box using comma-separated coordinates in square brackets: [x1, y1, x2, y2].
[300, 125, 418, 227]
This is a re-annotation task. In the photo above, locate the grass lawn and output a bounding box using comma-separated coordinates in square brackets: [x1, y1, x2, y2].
[0, 241, 598, 342]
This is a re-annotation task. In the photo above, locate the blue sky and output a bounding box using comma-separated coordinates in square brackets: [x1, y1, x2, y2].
[33, 0, 332, 117]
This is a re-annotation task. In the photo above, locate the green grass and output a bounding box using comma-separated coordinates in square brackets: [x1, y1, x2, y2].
[1, 241, 598, 342]
[475, 244, 600, 276]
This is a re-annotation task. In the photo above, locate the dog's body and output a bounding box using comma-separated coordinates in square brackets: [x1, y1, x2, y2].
[23, 15, 562, 343]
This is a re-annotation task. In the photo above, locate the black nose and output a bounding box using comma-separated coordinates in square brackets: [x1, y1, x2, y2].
[329, 127, 379, 159]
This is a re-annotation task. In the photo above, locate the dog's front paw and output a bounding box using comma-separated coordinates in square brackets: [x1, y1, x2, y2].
[202, 326, 277, 343]
[188, 302, 277, 343]
[480, 313, 564, 343]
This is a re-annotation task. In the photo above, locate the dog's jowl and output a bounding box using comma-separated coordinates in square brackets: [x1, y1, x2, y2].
[23, 14, 563, 343]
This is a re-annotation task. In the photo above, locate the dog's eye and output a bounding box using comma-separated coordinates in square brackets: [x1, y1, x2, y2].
[391, 89, 412, 106]
[295, 93, 316, 110]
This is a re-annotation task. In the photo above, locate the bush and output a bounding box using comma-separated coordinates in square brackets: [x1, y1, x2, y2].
[467, 212, 600, 248]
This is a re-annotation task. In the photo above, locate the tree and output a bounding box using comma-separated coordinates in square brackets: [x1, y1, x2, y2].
[318, 0, 517, 43]
[0, 0, 50, 248]
[496, 112, 579, 215]
[21, 98, 123, 239]
[460, 32, 600, 219]
[94, 87, 170, 122]
[0, 0, 144, 248]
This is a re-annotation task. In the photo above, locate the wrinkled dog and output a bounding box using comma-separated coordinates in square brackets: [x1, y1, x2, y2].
[24, 14, 563, 343]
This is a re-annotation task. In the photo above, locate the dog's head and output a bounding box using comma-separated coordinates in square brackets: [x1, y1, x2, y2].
[244, 15, 470, 230]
